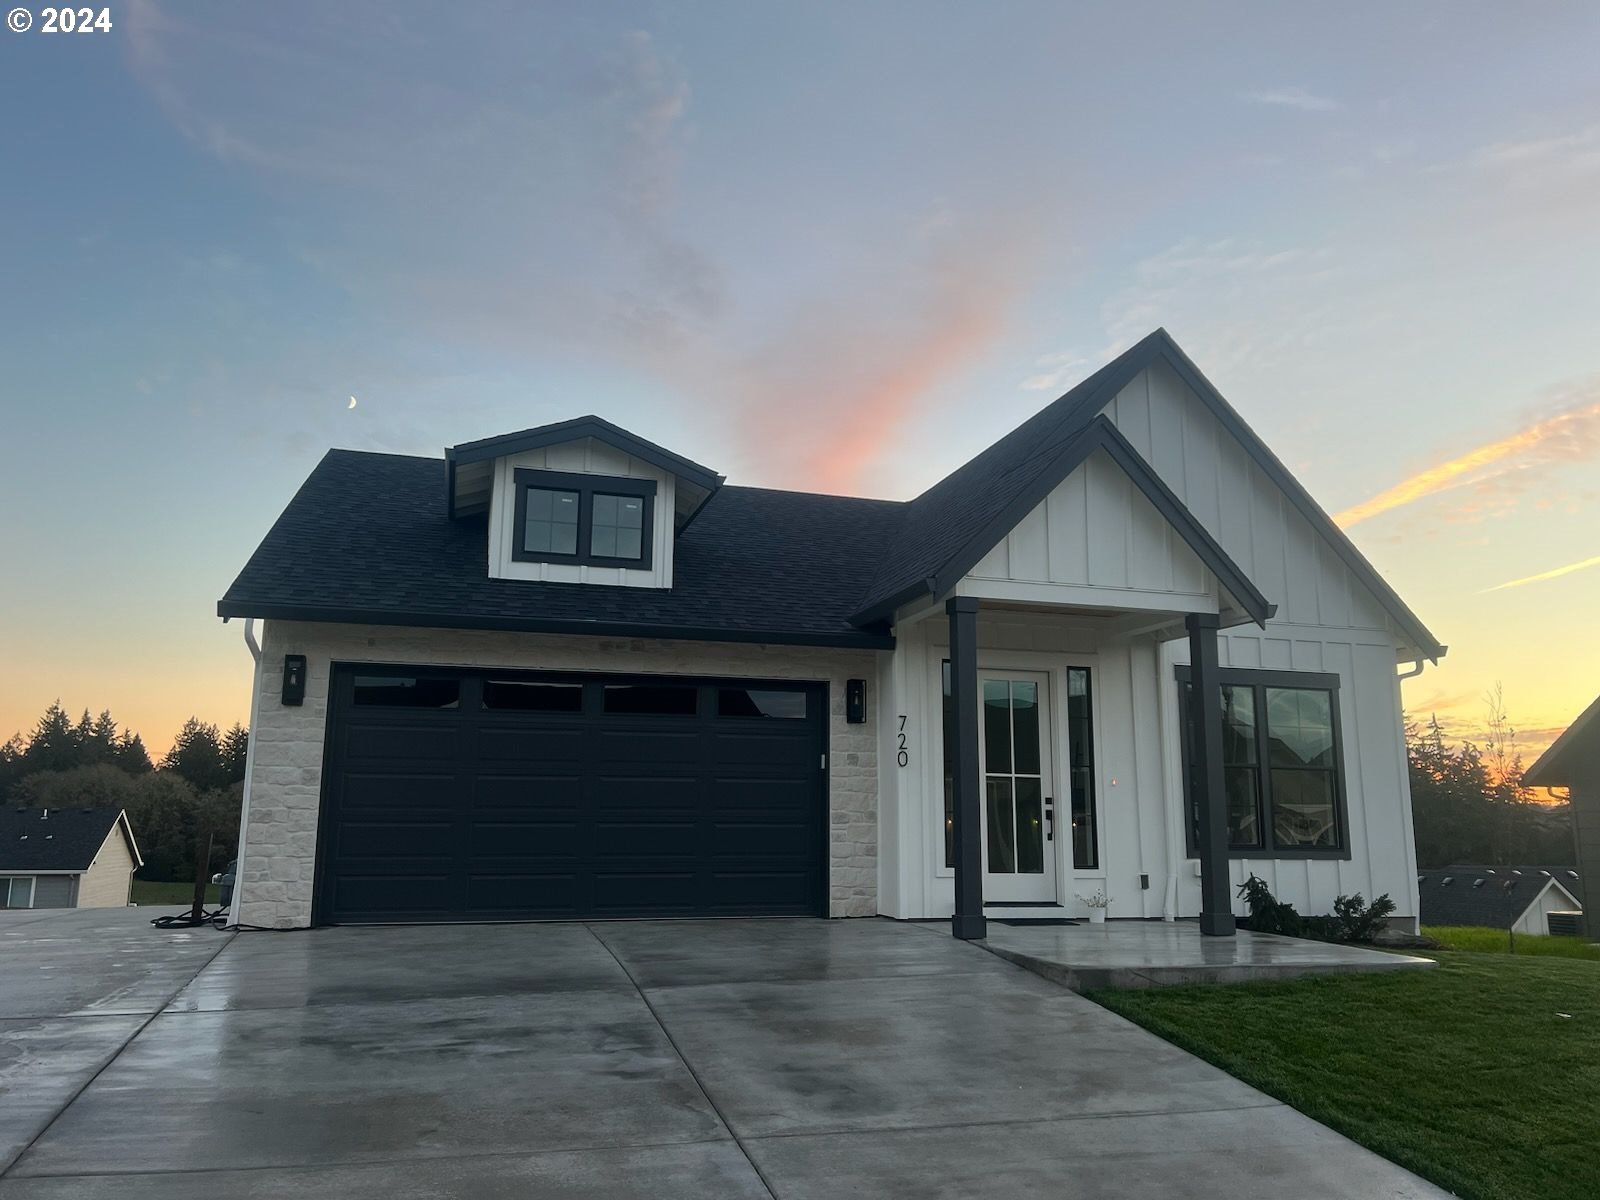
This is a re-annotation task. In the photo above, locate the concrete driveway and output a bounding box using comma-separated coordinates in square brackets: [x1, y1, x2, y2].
[0, 908, 1445, 1198]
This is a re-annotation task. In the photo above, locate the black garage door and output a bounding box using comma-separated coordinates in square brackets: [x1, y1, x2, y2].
[314, 666, 829, 924]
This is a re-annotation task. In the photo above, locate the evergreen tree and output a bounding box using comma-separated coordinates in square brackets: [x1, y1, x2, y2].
[86, 710, 120, 765]
[161, 718, 230, 792]
[220, 723, 250, 784]
[1407, 700, 1572, 867]
[0, 734, 24, 797]
[113, 730, 153, 773]
[23, 702, 79, 773]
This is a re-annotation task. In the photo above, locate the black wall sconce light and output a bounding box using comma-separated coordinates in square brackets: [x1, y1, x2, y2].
[846, 679, 867, 724]
[282, 655, 307, 706]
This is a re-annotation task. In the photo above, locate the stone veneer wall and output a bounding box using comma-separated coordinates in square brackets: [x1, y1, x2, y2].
[238, 620, 882, 929]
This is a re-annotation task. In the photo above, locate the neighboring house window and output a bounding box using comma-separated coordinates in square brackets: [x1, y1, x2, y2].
[512, 468, 656, 569]
[1177, 667, 1348, 857]
[0, 876, 35, 909]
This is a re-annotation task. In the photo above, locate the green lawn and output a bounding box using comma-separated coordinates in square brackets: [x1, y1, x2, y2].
[1088, 952, 1600, 1200]
[130, 880, 221, 907]
[1424, 925, 1600, 961]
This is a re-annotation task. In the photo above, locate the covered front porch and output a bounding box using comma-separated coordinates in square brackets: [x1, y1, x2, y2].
[940, 593, 1248, 942]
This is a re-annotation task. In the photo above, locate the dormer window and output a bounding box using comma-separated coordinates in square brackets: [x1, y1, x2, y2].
[511, 468, 655, 569]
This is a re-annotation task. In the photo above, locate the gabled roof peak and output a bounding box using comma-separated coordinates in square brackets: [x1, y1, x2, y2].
[446, 414, 721, 489]
[851, 329, 1445, 662]
[444, 414, 725, 524]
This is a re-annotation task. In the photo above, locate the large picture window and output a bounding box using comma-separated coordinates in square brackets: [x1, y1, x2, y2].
[1178, 667, 1347, 857]
[511, 468, 656, 569]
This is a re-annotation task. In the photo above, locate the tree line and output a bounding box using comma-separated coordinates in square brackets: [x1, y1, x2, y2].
[1406, 688, 1573, 868]
[1, 703, 247, 882]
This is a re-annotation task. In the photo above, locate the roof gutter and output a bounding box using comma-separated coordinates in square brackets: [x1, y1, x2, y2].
[215, 601, 896, 651]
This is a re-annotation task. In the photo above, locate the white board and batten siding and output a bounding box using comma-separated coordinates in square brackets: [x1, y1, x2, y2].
[961, 447, 1217, 614]
[1101, 358, 1421, 923]
[1102, 358, 1396, 635]
[906, 358, 1423, 924]
[488, 437, 676, 588]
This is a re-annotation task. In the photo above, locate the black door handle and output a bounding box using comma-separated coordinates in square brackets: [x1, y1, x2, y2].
[1044, 798, 1054, 842]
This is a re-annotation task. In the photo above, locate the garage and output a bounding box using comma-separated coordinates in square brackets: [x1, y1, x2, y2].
[314, 665, 830, 924]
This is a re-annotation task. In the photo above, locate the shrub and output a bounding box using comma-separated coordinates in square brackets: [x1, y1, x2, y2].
[1235, 874, 1395, 944]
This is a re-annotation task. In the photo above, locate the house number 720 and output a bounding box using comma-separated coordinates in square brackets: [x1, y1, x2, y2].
[897, 715, 909, 767]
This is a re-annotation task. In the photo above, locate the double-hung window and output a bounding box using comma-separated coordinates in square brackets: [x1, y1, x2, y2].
[512, 469, 655, 569]
[1178, 667, 1348, 858]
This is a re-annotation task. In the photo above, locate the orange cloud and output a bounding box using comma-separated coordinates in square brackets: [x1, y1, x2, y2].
[711, 223, 1039, 495]
[1334, 394, 1600, 528]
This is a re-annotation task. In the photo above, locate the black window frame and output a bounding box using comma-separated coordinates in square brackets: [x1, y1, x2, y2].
[1176, 666, 1350, 860]
[940, 661, 1099, 871]
[511, 467, 656, 570]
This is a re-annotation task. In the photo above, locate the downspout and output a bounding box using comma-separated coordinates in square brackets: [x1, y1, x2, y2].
[1398, 659, 1426, 681]
[229, 617, 264, 928]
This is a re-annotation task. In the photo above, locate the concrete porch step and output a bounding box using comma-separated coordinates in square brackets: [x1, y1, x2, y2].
[983, 904, 1077, 923]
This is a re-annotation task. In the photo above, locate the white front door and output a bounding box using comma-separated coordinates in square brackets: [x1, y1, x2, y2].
[979, 671, 1057, 903]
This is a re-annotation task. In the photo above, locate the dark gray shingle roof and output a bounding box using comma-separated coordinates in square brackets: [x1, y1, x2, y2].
[1418, 866, 1582, 927]
[0, 808, 130, 873]
[219, 451, 904, 648]
[218, 330, 1445, 658]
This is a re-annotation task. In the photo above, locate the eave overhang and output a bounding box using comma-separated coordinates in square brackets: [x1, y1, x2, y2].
[216, 599, 895, 652]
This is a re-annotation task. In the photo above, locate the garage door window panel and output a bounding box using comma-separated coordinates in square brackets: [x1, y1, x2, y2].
[717, 688, 809, 719]
[482, 680, 583, 712]
[603, 683, 699, 716]
[352, 675, 461, 709]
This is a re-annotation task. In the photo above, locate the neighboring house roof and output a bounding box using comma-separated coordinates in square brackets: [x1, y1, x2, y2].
[218, 329, 1444, 657]
[1418, 866, 1582, 927]
[851, 330, 1445, 659]
[0, 807, 142, 873]
[1524, 693, 1600, 788]
[219, 452, 903, 648]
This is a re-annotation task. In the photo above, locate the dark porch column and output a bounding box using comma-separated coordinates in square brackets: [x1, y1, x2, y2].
[947, 597, 986, 940]
[1186, 612, 1236, 937]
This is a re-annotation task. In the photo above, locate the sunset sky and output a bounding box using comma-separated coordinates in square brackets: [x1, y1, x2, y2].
[2, 3, 1596, 762]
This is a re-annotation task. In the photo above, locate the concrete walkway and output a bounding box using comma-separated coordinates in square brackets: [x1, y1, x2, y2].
[979, 919, 1436, 991]
[0, 909, 1448, 1198]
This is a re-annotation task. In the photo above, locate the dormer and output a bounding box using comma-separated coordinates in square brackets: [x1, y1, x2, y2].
[445, 416, 724, 590]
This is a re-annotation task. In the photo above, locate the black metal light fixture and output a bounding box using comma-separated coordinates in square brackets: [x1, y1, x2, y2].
[846, 679, 866, 724]
[282, 655, 307, 706]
